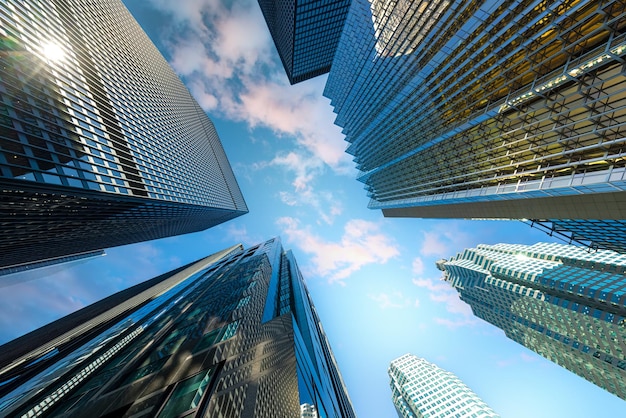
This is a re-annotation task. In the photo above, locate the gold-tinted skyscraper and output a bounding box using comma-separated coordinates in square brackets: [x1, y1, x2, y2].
[325, 0, 626, 252]
[0, 0, 247, 269]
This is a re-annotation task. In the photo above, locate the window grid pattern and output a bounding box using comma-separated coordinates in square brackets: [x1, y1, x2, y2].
[0, 0, 247, 268]
[258, 0, 350, 84]
[541, 219, 626, 254]
[388, 354, 499, 418]
[0, 239, 357, 418]
[324, 0, 626, 245]
[440, 242, 626, 400]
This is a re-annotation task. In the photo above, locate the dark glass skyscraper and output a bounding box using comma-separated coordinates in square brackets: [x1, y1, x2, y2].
[0, 238, 356, 417]
[437, 242, 626, 400]
[0, 0, 247, 269]
[324, 0, 626, 252]
[257, 0, 351, 84]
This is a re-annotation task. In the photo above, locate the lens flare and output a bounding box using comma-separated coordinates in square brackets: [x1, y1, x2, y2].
[41, 42, 65, 62]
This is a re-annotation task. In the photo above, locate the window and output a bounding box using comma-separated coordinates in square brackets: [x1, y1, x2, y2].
[122, 356, 169, 385]
[219, 321, 239, 342]
[158, 369, 213, 417]
[193, 328, 221, 353]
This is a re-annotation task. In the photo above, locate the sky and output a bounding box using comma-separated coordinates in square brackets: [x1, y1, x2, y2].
[0, 0, 625, 416]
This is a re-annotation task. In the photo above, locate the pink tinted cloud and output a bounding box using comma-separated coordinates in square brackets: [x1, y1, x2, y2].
[238, 80, 351, 171]
[146, 0, 215, 33]
[277, 217, 400, 284]
[187, 78, 219, 110]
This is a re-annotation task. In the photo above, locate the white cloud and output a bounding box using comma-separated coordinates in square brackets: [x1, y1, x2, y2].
[411, 257, 425, 275]
[496, 352, 542, 368]
[268, 151, 344, 223]
[278, 191, 298, 206]
[369, 291, 416, 309]
[412, 222, 483, 328]
[412, 277, 451, 293]
[421, 231, 450, 257]
[220, 223, 258, 247]
[434, 317, 481, 329]
[277, 217, 400, 284]
[270, 151, 324, 193]
[496, 358, 515, 368]
[278, 188, 343, 225]
[369, 293, 398, 309]
[419, 223, 473, 259]
[520, 352, 540, 363]
[429, 288, 474, 316]
[412, 277, 475, 323]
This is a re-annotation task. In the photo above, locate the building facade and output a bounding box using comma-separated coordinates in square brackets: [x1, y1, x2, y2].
[0, 0, 247, 269]
[324, 0, 626, 251]
[437, 242, 626, 400]
[257, 0, 351, 84]
[389, 354, 498, 418]
[0, 238, 356, 417]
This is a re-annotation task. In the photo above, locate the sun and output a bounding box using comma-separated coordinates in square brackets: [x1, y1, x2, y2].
[41, 41, 65, 62]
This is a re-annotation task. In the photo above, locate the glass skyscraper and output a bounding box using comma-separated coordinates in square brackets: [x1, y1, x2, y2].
[389, 354, 498, 418]
[257, 0, 351, 84]
[0, 0, 247, 269]
[437, 242, 626, 400]
[0, 237, 356, 417]
[324, 0, 626, 252]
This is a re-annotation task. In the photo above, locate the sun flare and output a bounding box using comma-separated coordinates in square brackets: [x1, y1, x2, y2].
[41, 42, 65, 62]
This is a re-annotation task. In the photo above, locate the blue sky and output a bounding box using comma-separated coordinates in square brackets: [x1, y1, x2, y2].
[1, 0, 625, 416]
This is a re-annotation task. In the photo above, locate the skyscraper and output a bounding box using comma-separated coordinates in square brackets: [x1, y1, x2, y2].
[0, 238, 356, 417]
[0, 0, 248, 269]
[324, 0, 626, 251]
[389, 354, 499, 418]
[437, 242, 626, 400]
[257, 0, 351, 84]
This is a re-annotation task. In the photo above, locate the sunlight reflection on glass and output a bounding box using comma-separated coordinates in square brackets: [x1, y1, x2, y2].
[41, 42, 65, 62]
